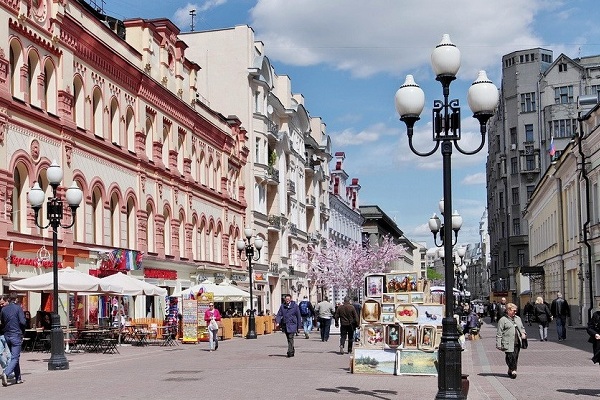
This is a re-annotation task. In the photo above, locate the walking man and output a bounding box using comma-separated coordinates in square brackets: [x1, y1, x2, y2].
[1, 292, 26, 386]
[298, 296, 314, 339]
[315, 296, 335, 342]
[334, 296, 359, 354]
[0, 296, 10, 371]
[551, 292, 570, 341]
[275, 294, 302, 357]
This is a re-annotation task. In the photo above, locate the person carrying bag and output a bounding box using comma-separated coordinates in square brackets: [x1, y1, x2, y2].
[204, 303, 221, 352]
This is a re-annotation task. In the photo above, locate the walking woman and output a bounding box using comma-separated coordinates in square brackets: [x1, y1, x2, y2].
[496, 303, 527, 379]
[533, 296, 552, 341]
[587, 304, 600, 365]
[204, 303, 221, 352]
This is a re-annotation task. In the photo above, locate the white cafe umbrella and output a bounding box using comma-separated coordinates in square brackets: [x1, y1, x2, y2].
[99, 272, 167, 296]
[9, 267, 122, 293]
[172, 280, 249, 302]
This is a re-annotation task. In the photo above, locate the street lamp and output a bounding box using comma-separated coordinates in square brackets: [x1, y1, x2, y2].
[395, 34, 498, 399]
[236, 228, 263, 339]
[27, 160, 83, 370]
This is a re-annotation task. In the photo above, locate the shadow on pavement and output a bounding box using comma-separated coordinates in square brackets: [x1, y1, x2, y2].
[316, 386, 397, 400]
[478, 372, 512, 379]
[557, 388, 600, 397]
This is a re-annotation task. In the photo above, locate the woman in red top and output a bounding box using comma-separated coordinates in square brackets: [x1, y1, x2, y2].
[204, 303, 221, 351]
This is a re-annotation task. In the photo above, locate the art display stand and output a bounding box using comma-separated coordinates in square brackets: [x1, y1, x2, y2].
[353, 272, 443, 376]
[181, 292, 214, 343]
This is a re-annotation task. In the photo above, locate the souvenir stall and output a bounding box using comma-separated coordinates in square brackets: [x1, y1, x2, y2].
[353, 273, 442, 376]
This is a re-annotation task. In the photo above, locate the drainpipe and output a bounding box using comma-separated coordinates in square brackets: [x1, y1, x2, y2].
[577, 116, 593, 323]
[555, 176, 566, 300]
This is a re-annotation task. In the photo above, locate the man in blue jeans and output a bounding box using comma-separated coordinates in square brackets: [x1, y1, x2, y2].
[1, 292, 26, 386]
[551, 292, 570, 341]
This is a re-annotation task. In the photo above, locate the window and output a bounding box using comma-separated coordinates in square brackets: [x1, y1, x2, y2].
[525, 124, 534, 142]
[558, 63, 568, 72]
[512, 187, 519, 205]
[517, 249, 526, 266]
[554, 85, 573, 104]
[510, 127, 517, 145]
[525, 155, 536, 171]
[549, 119, 577, 138]
[513, 218, 521, 236]
[520, 92, 536, 112]
[499, 192, 504, 209]
[589, 85, 600, 99]
[526, 185, 535, 200]
[511, 157, 518, 174]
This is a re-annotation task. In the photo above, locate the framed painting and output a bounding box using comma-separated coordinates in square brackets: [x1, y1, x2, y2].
[381, 313, 395, 324]
[395, 304, 418, 323]
[362, 299, 382, 323]
[363, 324, 385, 348]
[410, 292, 424, 303]
[365, 274, 385, 298]
[382, 293, 395, 303]
[385, 323, 402, 349]
[382, 303, 395, 313]
[396, 350, 438, 376]
[419, 325, 436, 351]
[395, 293, 409, 303]
[403, 324, 418, 349]
[386, 272, 418, 293]
[416, 304, 444, 326]
[353, 348, 396, 375]
[434, 327, 443, 349]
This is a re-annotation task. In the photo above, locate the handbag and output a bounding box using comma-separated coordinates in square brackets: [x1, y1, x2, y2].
[521, 337, 528, 349]
[209, 319, 219, 331]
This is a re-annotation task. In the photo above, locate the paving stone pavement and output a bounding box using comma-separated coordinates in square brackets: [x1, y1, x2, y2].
[2, 320, 598, 399]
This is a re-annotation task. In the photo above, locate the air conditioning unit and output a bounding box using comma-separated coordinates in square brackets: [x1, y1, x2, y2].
[510, 144, 517, 150]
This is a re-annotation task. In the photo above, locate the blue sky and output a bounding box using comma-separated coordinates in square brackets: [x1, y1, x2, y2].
[100, 0, 600, 247]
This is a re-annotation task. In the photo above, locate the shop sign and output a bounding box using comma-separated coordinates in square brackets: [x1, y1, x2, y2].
[9, 255, 62, 269]
[231, 273, 247, 282]
[144, 268, 177, 280]
[253, 272, 267, 282]
[214, 272, 226, 278]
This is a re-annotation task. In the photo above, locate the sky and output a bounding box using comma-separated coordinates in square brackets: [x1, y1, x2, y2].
[97, 0, 600, 247]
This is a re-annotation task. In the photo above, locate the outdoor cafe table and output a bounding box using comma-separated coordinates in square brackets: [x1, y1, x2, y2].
[78, 330, 110, 353]
[132, 330, 149, 346]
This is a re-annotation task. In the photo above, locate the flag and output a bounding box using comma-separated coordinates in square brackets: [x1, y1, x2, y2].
[549, 136, 556, 157]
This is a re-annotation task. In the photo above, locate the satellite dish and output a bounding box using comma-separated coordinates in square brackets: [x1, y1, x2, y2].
[267, 105, 273, 115]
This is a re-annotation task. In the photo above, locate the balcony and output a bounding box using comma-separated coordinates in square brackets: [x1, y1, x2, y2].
[308, 232, 319, 243]
[269, 263, 279, 275]
[288, 223, 298, 236]
[287, 179, 296, 195]
[267, 120, 279, 136]
[266, 166, 279, 184]
[267, 215, 282, 231]
[306, 195, 316, 208]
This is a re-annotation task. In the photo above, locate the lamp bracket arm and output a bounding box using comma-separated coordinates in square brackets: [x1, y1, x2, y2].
[454, 134, 486, 156]
[408, 134, 439, 157]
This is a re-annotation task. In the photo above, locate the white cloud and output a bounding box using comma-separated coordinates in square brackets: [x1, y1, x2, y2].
[462, 172, 486, 185]
[330, 122, 393, 146]
[173, 1, 227, 28]
[250, 0, 545, 79]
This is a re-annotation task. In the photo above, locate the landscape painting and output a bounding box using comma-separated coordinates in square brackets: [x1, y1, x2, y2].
[353, 348, 397, 375]
[396, 350, 438, 376]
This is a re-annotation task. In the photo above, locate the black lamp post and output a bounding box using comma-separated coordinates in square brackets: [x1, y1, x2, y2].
[395, 34, 498, 399]
[236, 228, 263, 339]
[27, 160, 83, 371]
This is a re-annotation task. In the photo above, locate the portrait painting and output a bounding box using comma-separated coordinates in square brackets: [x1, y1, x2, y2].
[362, 299, 382, 323]
[365, 275, 385, 298]
[403, 324, 418, 349]
[385, 323, 402, 349]
[419, 325, 436, 350]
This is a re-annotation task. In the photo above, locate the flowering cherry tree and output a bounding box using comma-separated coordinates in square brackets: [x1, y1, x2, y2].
[298, 236, 405, 294]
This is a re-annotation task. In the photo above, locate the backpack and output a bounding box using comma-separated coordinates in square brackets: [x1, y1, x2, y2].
[299, 301, 310, 316]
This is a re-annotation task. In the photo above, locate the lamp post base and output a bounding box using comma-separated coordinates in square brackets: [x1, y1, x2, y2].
[48, 313, 69, 370]
[435, 316, 463, 399]
[246, 313, 258, 339]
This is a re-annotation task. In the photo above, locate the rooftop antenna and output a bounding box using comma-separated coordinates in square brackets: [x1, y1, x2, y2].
[190, 9, 196, 32]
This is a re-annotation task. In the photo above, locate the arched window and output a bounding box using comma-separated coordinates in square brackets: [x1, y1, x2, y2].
[92, 87, 103, 137]
[11, 163, 29, 233]
[9, 40, 24, 99]
[110, 97, 120, 144]
[43, 58, 57, 114]
[208, 156, 214, 189]
[73, 180, 84, 243]
[73, 76, 85, 127]
[109, 192, 120, 247]
[215, 224, 222, 263]
[215, 160, 221, 193]
[27, 50, 41, 107]
[206, 221, 213, 262]
[177, 134, 184, 174]
[179, 211, 185, 258]
[145, 117, 154, 160]
[191, 217, 198, 260]
[146, 203, 155, 253]
[199, 151, 206, 186]
[191, 146, 198, 182]
[199, 219, 206, 260]
[126, 197, 135, 249]
[163, 208, 171, 256]
[125, 107, 135, 152]
[162, 125, 170, 168]
[91, 188, 103, 245]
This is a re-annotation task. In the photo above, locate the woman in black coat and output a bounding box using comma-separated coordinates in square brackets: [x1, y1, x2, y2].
[587, 308, 600, 365]
[533, 296, 552, 341]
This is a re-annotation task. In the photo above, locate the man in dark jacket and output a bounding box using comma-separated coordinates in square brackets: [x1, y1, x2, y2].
[334, 296, 359, 354]
[275, 295, 302, 357]
[1, 292, 26, 386]
[352, 296, 362, 343]
[551, 292, 570, 341]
